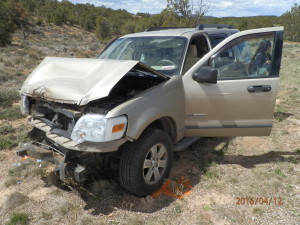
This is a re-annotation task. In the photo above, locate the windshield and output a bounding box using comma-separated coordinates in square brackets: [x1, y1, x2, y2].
[98, 37, 187, 76]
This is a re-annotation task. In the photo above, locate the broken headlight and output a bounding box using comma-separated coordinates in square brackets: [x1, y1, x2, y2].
[70, 114, 127, 143]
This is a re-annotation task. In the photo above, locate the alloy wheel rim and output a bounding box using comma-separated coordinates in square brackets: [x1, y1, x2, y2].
[143, 143, 168, 184]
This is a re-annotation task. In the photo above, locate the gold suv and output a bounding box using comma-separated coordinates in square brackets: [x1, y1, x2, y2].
[18, 25, 284, 196]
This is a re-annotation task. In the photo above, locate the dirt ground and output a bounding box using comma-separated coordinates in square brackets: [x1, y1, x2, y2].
[0, 26, 299, 225]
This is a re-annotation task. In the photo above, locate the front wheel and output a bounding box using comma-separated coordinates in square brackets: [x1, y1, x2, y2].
[119, 128, 173, 196]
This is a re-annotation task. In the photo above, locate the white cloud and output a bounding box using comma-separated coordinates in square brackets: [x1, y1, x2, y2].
[70, 0, 166, 13]
[68, 0, 300, 16]
[208, 0, 300, 17]
[216, 1, 233, 9]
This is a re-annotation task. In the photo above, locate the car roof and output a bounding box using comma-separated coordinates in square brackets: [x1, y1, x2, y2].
[121, 27, 240, 39]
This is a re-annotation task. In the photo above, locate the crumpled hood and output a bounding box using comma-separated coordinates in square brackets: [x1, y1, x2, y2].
[20, 57, 167, 105]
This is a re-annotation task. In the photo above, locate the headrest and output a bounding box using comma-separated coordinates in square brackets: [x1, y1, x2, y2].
[186, 45, 198, 58]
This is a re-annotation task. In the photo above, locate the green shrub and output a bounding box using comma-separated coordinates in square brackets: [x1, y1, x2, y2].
[0, 123, 15, 135]
[0, 70, 11, 82]
[4, 60, 14, 67]
[15, 57, 25, 65]
[0, 88, 19, 107]
[7, 212, 29, 225]
[0, 124, 29, 150]
[0, 2, 16, 46]
[0, 137, 15, 150]
[0, 106, 24, 120]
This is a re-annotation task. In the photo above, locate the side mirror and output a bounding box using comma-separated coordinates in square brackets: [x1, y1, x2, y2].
[192, 66, 218, 84]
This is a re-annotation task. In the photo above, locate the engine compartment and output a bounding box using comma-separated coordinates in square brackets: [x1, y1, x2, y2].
[88, 68, 167, 112]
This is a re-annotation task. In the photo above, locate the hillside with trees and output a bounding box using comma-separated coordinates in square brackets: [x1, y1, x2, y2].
[0, 0, 300, 46]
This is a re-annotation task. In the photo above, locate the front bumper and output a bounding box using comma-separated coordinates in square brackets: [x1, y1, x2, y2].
[30, 117, 127, 153]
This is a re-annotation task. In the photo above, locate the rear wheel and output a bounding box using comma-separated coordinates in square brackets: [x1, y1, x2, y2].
[119, 128, 173, 196]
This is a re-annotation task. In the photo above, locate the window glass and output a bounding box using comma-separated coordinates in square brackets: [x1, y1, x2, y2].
[209, 34, 228, 47]
[182, 36, 209, 74]
[211, 35, 274, 79]
[98, 37, 187, 76]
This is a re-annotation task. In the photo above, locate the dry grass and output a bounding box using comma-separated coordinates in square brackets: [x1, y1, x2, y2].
[0, 26, 299, 225]
[0, 121, 31, 150]
[1, 192, 30, 218]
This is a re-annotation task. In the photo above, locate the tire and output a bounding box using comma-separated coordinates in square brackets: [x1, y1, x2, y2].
[119, 128, 173, 197]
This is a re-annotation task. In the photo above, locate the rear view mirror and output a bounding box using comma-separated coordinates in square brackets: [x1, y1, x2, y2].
[192, 67, 218, 84]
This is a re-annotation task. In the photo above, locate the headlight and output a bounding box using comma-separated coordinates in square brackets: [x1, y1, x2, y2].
[20, 95, 29, 115]
[70, 114, 127, 143]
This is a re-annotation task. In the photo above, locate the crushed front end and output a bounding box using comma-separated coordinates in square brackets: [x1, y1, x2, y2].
[17, 57, 168, 182]
[17, 98, 127, 182]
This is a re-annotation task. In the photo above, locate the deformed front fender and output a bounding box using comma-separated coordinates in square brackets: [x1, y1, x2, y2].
[106, 76, 185, 143]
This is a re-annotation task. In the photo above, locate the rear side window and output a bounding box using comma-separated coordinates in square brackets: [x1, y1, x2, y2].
[209, 34, 228, 47]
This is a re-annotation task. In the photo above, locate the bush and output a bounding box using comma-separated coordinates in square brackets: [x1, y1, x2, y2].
[0, 123, 29, 150]
[0, 88, 19, 107]
[280, 4, 300, 42]
[0, 2, 16, 46]
[7, 212, 29, 225]
[0, 136, 15, 149]
[0, 106, 24, 120]
[95, 16, 112, 40]
[0, 70, 11, 82]
[0, 123, 15, 135]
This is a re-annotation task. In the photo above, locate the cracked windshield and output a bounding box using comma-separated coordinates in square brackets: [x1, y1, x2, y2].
[99, 37, 187, 75]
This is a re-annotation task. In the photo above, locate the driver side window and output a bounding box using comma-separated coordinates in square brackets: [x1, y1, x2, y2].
[182, 36, 209, 74]
[211, 35, 274, 79]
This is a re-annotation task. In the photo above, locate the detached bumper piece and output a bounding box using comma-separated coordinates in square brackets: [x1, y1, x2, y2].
[16, 142, 87, 182]
[17, 142, 56, 162]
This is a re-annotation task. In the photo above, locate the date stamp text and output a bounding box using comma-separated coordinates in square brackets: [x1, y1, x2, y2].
[236, 197, 283, 205]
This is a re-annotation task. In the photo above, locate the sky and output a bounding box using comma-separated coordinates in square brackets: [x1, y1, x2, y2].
[67, 0, 300, 17]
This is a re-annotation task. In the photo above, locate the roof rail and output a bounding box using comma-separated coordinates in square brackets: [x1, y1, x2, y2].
[196, 24, 234, 30]
[145, 27, 186, 32]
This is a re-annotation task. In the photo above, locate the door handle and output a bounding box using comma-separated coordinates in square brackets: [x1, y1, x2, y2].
[247, 85, 272, 93]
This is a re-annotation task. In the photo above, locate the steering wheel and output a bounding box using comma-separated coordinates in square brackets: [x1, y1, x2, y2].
[157, 59, 176, 66]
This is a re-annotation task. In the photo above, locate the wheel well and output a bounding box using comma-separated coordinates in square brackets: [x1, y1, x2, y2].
[147, 117, 177, 144]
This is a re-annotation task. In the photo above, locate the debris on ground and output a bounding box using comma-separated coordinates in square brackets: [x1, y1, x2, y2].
[152, 176, 192, 199]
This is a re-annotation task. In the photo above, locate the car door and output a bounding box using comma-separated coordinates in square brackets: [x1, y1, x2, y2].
[182, 27, 284, 137]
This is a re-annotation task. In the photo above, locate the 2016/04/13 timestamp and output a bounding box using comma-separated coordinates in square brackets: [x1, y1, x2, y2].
[236, 197, 283, 205]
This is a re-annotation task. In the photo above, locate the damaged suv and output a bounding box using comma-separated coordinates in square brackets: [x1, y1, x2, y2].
[18, 25, 284, 196]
